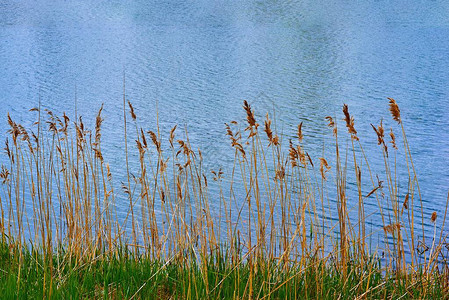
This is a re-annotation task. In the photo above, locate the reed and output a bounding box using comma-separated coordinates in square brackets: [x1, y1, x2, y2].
[0, 97, 448, 299]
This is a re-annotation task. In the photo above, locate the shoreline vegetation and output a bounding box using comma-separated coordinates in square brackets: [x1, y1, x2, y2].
[0, 98, 448, 299]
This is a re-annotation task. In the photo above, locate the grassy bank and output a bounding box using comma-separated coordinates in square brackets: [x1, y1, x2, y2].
[0, 98, 448, 298]
[0, 241, 446, 299]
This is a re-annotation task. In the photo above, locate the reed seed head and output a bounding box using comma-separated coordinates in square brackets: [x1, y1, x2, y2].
[383, 223, 401, 235]
[403, 193, 409, 210]
[389, 128, 398, 150]
[342, 104, 358, 141]
[371, 120, 388, 155]
[211, 168, 224, 181]
[431, 211, 437, 223]
[325, 116, 337, 137]
[169, 125, 177, 148]
[297, 145, 306, 166]
[18, 124, 29, 142]
[140, 128, 148, 148]
[136, 140, 145, 159]
[95, 104, 104, 143]
[128, 101, 137, 120]
[319, 157, 331, 180]
[243, 100, 258, 130]
[106, 163, 112, 181]
[177, 140, 191, 157]
[7, 113, 20, 145]
[371, 120, 384, 146]
[225, 123, 246, 159]
[275, 163, 286, 181]
[288, 140, 298, 167]
[147, 130, 161, 152]
[388, 98, 401, 124]
[0, 165, 10, 184]
[306, 152, 313, 167]
[160, 158, 168, 173]
[297, 122, 303, 142]
[264, 113, 279, 146]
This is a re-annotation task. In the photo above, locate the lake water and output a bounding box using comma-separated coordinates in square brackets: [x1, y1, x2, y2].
[1, 1, 449, 253]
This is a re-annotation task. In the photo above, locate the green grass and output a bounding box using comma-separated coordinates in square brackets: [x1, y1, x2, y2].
[1, 241, 446, 299]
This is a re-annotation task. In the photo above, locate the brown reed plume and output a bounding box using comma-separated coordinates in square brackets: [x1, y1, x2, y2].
[169, 125, 177, 148]
[431, 212, 437, 223]
[288, 140, 299, 167]
[243, 100, 258, 132]
[264, 113, 279, 146]
[371, 120, 388, 155]
[148, 130, 161, 152]
[318, 157, 330, 180]
[325, 116, 337, 137]
[342, 104, 358, 141]
[225, 122, 246, 159]
[128, 100, 137, 120]
[388, 97, 401, 123]
[403, 193, 409, 210]
[389, 128, 398, 150]
[297, 122, 303, 142]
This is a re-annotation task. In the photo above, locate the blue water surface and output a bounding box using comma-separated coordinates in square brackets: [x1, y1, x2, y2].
[1, 0, 449, 250]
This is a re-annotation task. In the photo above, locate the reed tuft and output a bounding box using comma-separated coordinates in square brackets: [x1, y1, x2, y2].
[0, 97, 447, 299]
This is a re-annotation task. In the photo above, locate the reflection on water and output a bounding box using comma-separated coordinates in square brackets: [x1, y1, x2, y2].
[1, 0, 449, 250]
